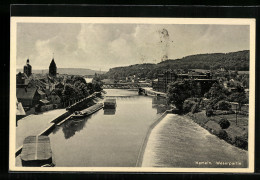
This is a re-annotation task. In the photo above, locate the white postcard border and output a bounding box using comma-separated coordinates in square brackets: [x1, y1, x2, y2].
[9, 17, 256, 173]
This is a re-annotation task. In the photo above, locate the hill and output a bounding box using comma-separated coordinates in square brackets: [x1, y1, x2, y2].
[16, 68, 107, 76]
[105, 50, 249, 80]
[159, 50, 249, 70]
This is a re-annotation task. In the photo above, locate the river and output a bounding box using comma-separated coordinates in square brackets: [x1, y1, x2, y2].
[15, 89, 248, 168]
[48, 89, 168, 167]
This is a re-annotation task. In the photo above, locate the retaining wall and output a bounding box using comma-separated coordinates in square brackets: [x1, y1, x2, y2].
[135, 109, 173, 167]
[15, 111, 71, 157]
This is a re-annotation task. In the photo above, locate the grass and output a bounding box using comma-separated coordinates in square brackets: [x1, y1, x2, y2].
[186, 110, 248, 150]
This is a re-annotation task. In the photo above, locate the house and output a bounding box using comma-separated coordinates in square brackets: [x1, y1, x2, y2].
[48, 91, 61, 104]
[16, 72, 29, 88]
[16, 98, 25, 115]
[16, 87, 42, 107]
[39, 99, 50, 106]
[16, 98, 26, 122]
[152, 70, 216, 94]
[38, 99, 53, 112]
[37, 89, 46, 99]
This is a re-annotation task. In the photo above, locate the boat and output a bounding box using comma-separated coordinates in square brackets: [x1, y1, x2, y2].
[71, 103, 103, 118]
[104, 99, 117, 109]
[20, 136, 54, 167]
[104, 108, 116, 115]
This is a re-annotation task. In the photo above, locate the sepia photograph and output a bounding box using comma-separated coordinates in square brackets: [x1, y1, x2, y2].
[9, 17, 255, 172]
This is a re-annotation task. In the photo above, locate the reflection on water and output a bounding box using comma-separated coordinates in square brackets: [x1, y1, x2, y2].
[61, 113, 99, 139]
[62, 118, 87, 139]
[152, 96, 171, 114]
[104, 109, 116, 115]
[47, 89, 163, 167]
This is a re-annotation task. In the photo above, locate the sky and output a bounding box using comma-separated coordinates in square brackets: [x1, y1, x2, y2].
[16, 23, 250, 71]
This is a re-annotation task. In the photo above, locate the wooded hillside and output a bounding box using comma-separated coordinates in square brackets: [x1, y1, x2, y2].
[106, 50, 249, 79]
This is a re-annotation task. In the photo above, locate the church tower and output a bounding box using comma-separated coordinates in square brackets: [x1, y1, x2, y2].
[49, 58, 57, 77]
[23, 58, 32, 77]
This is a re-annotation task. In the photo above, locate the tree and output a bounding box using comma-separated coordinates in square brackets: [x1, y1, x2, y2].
[86, 83, 95, 94]
[204, 82, 230, 109]
[167, 80, 197, 112]
[216, 100, 232, 111]
[204, 83, 229, 100]
[218, 118, 230, 129]
[228, 92, 248, 111]
[63, 84, 78, 102]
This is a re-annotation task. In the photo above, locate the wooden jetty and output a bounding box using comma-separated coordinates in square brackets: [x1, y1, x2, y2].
[20, 136, 54, 167]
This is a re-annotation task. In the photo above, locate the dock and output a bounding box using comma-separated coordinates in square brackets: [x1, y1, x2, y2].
[140, 87, 167, 97]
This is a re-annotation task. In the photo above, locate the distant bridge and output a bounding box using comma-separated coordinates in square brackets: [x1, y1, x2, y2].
[102, 83, 151, 89]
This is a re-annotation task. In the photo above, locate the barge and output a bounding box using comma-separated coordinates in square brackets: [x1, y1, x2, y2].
[104, 99, 117, 109]
[20, 136, 54, 167]
[71, 103, 103, 118]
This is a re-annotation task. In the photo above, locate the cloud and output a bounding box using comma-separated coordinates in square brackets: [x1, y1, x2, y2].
[16, 23, 250, 71]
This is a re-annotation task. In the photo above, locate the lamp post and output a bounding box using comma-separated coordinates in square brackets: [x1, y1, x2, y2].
[231, 102, 239, 125]
[236, 103, 238, 125]
[234, 102, 239, 125]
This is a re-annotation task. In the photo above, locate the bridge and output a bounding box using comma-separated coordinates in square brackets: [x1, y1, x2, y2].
[102, 83, 151, 89]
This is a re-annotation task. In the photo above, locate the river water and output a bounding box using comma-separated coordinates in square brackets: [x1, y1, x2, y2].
[16, 89, 248, 168]
[48, 89, 167, 167]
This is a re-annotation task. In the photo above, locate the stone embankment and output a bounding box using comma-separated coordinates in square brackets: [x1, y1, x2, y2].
[15, 92, 103, 157]
[141, 113, 248, 168]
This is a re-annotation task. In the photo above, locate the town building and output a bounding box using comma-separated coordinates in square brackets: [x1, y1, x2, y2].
[23, 59, 32, 77]
[16, 72, 29, 88]
[16, 87, 46, 108]
[17, 87, 40, 107]
[48, 90, 61, 105]
[152, 70, 217, 95]
[16, 98, 25, 115]
[49, 58, 57, 77]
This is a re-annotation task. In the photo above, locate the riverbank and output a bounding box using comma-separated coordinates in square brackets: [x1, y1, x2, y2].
[15, 109, 68, 155]
[141, 113, 248, 168]
[15, 92, 105, 156]
[185, 110, 248, 150]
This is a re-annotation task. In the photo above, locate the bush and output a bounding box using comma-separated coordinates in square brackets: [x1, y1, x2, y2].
[218, 118, 230, 129]
[200, 99, 209, 109]
[191, 103, 199, 114]
[234, 136, 248, 150]
[183, 100, 196, 113]
[216, 129, 228, 140]
[216, 100, 232, 111]
[206, 105, 214, 117]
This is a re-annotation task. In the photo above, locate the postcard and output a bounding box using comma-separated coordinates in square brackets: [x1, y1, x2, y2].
[10, 17, 255, 172]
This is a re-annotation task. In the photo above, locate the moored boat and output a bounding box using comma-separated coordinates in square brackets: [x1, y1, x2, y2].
[71, 103, 103, 118]
[20, 136, 54, 167]
[104, 99, 117, 109]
